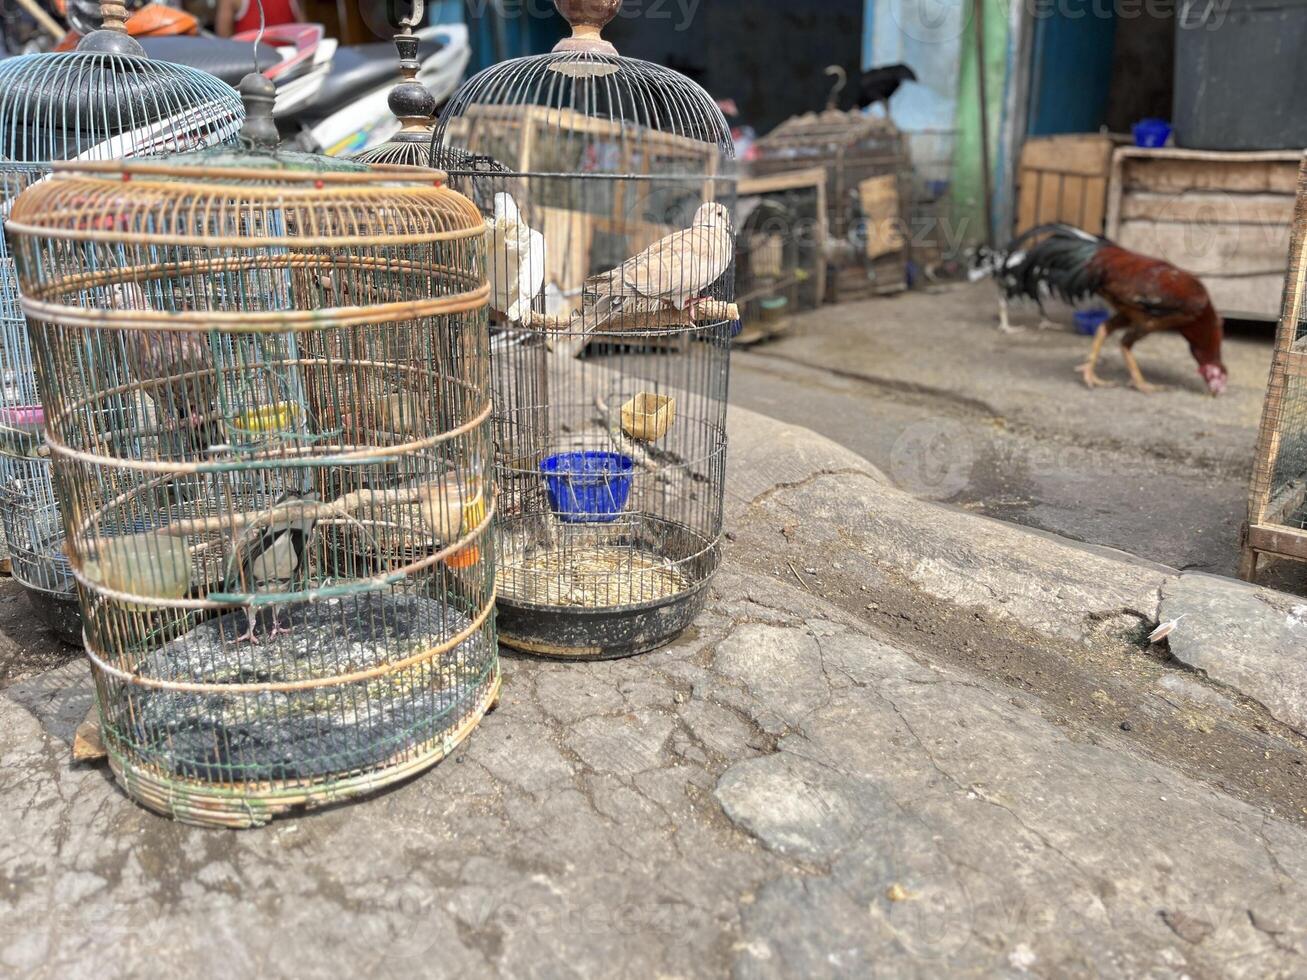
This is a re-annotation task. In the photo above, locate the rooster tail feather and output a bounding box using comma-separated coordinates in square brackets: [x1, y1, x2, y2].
[998, 224, 1108, 306]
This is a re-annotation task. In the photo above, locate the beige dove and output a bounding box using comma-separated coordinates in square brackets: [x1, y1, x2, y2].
[82, 532, 193, 612]
[416, 480, 466, 544]
[586, 202, 732, 323]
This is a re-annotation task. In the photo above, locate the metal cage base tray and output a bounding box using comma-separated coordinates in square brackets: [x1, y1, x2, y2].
[497, 517, 717, 660]
[109, 672, 500, 830]
[19, 582, 82, 647]
[101, 593, 498, 828]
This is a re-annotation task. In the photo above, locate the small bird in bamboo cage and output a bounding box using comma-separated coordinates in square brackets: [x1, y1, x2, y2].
[81, 532, 194, 611]
[225, 493, 318, 643]
[416, 479, 467, 545]
[113, 282, 221, 456]
[586, 202, 733, 325]
[487, 192, 545, 325]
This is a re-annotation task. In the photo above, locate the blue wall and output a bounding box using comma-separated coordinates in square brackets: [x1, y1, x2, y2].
[1026, 13, 1118, 135]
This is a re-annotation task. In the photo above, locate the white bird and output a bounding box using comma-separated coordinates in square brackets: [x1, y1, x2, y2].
[586, 202, 733, 323]
[486, 193, 545, 324]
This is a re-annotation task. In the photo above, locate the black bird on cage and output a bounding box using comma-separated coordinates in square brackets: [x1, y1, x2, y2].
[857, 63, 917, 118]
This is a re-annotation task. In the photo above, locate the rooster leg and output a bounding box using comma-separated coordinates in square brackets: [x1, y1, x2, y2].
[997, 296, 1022, 334]
[1120, 332, 1160, 394]
[1076, 323, 1118, 389]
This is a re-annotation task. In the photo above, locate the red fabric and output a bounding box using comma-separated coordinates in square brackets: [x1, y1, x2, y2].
[234, 0, 301, 33]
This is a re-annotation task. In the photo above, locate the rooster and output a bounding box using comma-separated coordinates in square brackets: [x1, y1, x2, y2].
[984, 224, 1227, 396]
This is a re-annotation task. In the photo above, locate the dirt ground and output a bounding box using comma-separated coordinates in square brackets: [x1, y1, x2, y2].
[728, 280, 1307, 593]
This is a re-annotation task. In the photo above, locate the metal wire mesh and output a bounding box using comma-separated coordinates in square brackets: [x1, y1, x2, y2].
[8, 151, 498, 827]
[432, 1, 736, 659]
[0, 26, 243, 637]
[1244, 157, 1307, 580]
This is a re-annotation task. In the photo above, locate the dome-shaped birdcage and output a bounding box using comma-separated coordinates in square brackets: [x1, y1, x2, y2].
[0, 3, 243, 643]
[7, 76, 497, 828]
[348, 1, 440, 169]
[431, 0, 738, 659]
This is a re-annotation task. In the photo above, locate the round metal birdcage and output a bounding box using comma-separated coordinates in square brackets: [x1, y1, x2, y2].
[431, 0, 737, 659]
[7, 77, 497, 828]
[348, 1, 439, 169]
[0, 4, 243, 642]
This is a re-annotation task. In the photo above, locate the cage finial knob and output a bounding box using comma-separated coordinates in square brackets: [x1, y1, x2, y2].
[237, 73, 280, 148]
[553, 0, 621, 56]
[76, 0, 146, 54]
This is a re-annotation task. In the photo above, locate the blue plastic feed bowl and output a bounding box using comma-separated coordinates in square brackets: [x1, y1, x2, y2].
[1133, 119, 1172, 148]
[540, 452, 635, 523]
[1075, 309, 1112, 335]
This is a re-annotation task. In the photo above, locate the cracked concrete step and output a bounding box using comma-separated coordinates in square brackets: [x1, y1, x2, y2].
[6, 565, 1307, 976]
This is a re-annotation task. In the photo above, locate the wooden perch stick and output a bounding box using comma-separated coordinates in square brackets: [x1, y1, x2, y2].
[524, 299, 740, 334]
[106, 487, 421, 540]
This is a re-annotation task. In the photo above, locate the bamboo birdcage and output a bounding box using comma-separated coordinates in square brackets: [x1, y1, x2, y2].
[432, 0, 737, 659]
[1243, 156, 1307, 583]
[752, 101, 911, 302]
[7, 75, 497, 828]
[0, 4, 243, 642]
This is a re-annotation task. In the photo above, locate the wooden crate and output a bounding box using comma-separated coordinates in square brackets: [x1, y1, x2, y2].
[1015, 133, 1125, 237]
[1242, 155, 1307, 581]
[1105, 147, 1299, 319]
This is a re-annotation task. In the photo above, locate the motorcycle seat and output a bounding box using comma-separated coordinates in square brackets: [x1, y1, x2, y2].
[311, 39, 443, 113]
[138, 36, 283, 86]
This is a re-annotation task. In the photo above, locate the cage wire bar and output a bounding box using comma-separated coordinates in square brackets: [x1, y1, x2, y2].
[1243, 155, 1307, 581]
[7, 76, 498, 828]
[0, 3, 243, 642]
[432, 0, 737, 659]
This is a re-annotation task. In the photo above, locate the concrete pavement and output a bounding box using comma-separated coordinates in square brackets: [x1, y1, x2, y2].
[4, 403, 1307, 977]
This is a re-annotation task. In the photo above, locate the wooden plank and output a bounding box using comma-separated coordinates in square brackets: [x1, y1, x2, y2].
[1035, 172, 1062, 229]
[1205, 275, 1298, 320]
[1119, 155, 1299, 195]
[1081, 176, 1108, 232]
[738, 167, 828, 197]
[1115, 220, 1291, 278]
[1061, 177, 1086, 230]
[1120, 191, 1294, 226]
[859, 175, 903, 260]
[1246, 524, 1307, 562]
[1018, 134, 1121, 178]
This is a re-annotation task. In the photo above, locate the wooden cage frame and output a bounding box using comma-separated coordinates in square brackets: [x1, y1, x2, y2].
[1241, 154, 1307, 581]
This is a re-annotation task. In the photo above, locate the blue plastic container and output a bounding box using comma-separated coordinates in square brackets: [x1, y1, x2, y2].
[540, 452, 635, 523]
[1074, 308, 1111, 336]
[1132, 119, 1172, 148]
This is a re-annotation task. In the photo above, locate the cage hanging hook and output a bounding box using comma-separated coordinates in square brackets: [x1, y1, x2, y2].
[825, 66, 848, 111]
[251, 0, 266, 78]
